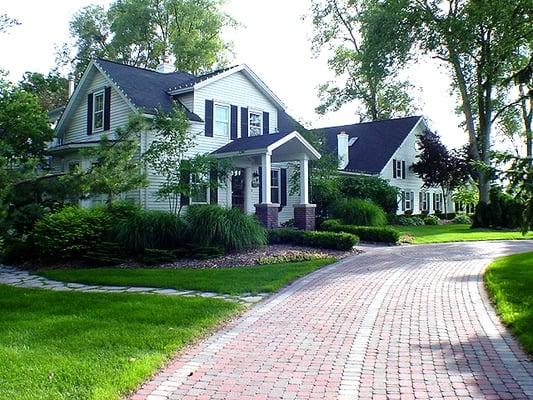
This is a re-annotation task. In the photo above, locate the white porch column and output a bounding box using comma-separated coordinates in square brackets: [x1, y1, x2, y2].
[244, 167, 254, 214]
[299, 156, 309, 204]
[225, 173, 232, 208]
[261, 153, 272, 204]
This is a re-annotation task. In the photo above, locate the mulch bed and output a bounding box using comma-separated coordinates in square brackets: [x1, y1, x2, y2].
[21, 245, 359, 270]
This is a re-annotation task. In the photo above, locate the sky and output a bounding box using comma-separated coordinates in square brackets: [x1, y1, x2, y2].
[0, 0, 469, 148]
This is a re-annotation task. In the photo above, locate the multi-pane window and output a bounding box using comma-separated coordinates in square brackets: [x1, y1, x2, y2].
[271, 169, 280, 203]
[434, 193, 443, 212]
[249, 111, 262, 136]
[93, 91, 104, 131]
[395, 160, 403, 178]
[402, 190, 414, 211]
[191, 174, 208, 204]
[420, 192, 430, 211]
[214, 104, 230, 136]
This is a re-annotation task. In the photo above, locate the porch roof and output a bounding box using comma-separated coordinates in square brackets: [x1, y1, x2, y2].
[212, 131, 321, 161]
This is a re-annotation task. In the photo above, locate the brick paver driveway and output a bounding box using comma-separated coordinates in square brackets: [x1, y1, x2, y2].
[132, 241, 533, 400]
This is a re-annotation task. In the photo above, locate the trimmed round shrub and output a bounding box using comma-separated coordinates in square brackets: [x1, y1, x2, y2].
[423, 215, 440, 225]
[395, 215, 425, 226]
[33, 206, 110, 260]
[321, 219, 400, 243]
[186, 205, 267, 251]
[331, 198, 387, 226]
[452, 214, 472, 225]
[267, 228, 359, 250]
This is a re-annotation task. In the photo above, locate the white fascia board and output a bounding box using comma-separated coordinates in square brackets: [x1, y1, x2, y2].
[267, 131, 321, 160]
[378, 116, 424, 175]
[212, 148, 268, 159]
[55, 60, 139, 137]
[191, 64, 287, 110]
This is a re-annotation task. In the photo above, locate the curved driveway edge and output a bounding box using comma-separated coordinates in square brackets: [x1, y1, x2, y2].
[131, 240, 533, 400]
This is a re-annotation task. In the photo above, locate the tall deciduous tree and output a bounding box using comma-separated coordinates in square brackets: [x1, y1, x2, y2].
[309, 0, 418, 121]
[402, 0, 531, 203]
[0, 78, 54, 208]
[62, 0, 235, 79]
[19, 71, 69, 111]
[412, 130, 470, 216]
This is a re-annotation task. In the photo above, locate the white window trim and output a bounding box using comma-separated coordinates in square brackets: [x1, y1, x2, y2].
[403, 190, 413, 211]
[92, 90, 105, 132]
[248, 109, 263, 137]
[214, 102, 230, 137]
[270, 168, 280, 204]
[420, 191, 429, 211]
[190, 174, 210, 205]
[395, 159, 403, 179]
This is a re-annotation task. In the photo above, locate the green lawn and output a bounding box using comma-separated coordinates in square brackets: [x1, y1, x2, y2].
[0, 285, 239, 400]
[396, 224, 533, 244]
[484, 252, 533, 355]
[39, 258, 335, 295]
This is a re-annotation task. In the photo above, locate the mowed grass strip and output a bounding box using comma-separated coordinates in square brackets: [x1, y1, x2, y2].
[0, 285, 240, 400]
[484, 252, 533, 355]
[39, 258, 335, 295]
[396, 224, 533, 244]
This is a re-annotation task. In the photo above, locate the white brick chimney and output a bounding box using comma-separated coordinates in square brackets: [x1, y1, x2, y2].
[156, 55, 174, 73]
[337, 131, 349, 169]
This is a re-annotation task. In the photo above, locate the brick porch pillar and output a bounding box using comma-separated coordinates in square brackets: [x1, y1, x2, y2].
[293, 204, 316, 230]
[255, 203, 279, 229]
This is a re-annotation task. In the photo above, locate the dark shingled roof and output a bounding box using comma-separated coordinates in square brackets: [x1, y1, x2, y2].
[213, 131, 293, 154]
[316, 116, 422, 174]
[95, 58, 203, 121]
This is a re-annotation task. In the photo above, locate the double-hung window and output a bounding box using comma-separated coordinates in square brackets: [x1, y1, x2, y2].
[214, 104, 230, 137]
[271, 169, 280, 203]
[434, 193, 443, 212]
[249, 110, 262, 136]
[402, 190, 414, 211]
[395, 160, 403, 178]
[191, 174, 208, 204]
[93, 91, 105, 131]
[420, 192, 429, 211]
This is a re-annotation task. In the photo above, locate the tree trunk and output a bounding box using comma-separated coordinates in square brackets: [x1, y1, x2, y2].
[442, 186, 448, 218]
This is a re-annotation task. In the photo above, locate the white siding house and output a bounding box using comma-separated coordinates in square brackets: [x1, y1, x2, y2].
[318, 116, 453, 215]
[50, 58, 318, 229]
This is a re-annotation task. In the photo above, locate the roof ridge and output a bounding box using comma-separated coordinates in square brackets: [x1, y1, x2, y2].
[317, 115, 422, 131]
[94, 57, 196, 78]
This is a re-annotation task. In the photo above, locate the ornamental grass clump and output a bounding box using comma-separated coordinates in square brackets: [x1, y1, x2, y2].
[185, 205, 267, 251]
[331, 198, 387, 226]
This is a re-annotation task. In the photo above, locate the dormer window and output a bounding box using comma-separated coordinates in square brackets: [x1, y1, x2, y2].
[93, 91, 105, 131]
[249, 110, 262, 136]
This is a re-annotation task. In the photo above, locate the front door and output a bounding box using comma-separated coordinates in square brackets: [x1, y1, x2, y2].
[231, 168, 245, 211]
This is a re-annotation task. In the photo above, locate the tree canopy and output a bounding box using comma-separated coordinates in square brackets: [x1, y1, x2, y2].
[19, 71, 69, 112]
[309, 0, 419, 121]
[62, 0, 236, 79]
[412, 130, 470, 216]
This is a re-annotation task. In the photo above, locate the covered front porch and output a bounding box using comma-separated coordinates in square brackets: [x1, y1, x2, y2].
[212, 131, 321, 229]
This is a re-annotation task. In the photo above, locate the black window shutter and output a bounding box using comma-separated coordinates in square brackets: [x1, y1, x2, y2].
[402, 161, 406, 179]
[87, 93, 93, 135]
[393, 159, 397, 178]
[205, 100, 214, 137]
[209, 167, 218, 205]
[258, 166, 262, 203]
[402, 192, 406, 211]
[230, 105, 238, 139]
[241, 107, 248, 137]
[103, 86, 111, 131]
[180, 162, 190, 206]
[263, 111, 269, 135]
[280, 168, 287, 207]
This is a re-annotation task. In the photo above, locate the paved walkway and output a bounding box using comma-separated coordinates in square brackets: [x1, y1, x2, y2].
[130, 241, 533, 400]
[0, 266, 267, 304]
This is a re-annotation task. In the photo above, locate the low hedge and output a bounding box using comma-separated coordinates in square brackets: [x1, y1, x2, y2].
[268, 228, 358, 251]
[321, 219, 400, 243]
